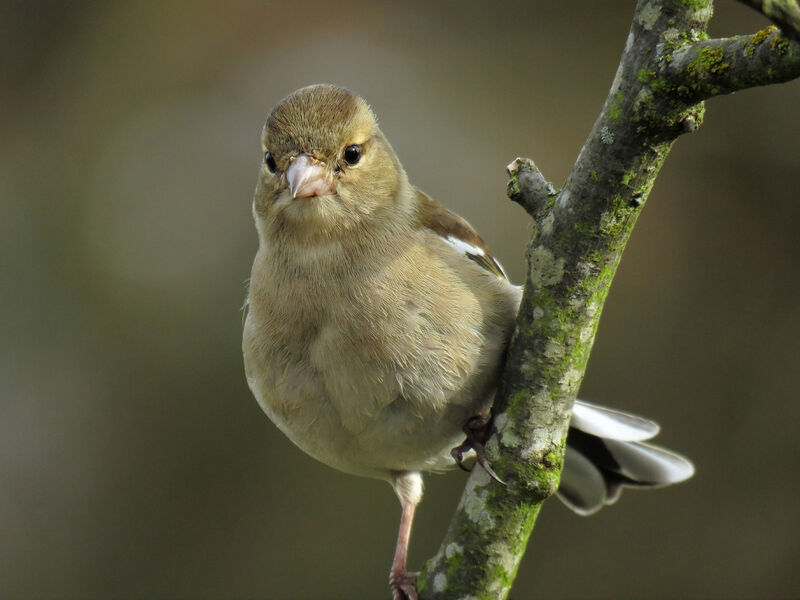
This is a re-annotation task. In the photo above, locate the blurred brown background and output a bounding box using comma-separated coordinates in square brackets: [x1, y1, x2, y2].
[2, 1, 799, 598]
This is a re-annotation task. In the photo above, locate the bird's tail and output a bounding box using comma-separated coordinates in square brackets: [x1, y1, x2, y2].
[557, 399, 694, 516]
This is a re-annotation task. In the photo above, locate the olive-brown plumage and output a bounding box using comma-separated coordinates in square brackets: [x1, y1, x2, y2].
[243, 84, 693, 600]
[244, 84, 519, 599]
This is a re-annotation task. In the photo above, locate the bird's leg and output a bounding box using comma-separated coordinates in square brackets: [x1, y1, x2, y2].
[389, 497, 419, 600]
[389, 472, 422, 600]
[450, 413, 505, 484]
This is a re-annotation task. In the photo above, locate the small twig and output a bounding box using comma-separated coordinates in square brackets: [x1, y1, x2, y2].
[506, 157, 557, 218]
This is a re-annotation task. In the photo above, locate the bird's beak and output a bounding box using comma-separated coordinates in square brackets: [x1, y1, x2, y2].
[286, 153, 334, 199]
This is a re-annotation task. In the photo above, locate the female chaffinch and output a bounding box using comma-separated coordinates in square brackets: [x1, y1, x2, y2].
[242, 84, 693, 600]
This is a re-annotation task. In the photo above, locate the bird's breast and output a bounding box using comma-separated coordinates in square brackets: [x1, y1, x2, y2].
[243, 236, 517, 476]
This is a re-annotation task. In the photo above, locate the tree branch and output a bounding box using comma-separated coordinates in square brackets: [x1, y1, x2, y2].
[664, 29, 800, 103]
[418, 1, 800, 598]
[739, 0, 800, 43]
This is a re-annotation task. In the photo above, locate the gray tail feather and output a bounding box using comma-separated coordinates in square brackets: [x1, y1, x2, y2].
[557, 399, 694, 516]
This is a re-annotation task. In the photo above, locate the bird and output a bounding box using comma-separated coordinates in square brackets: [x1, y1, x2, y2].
[242, 84, 694, 600]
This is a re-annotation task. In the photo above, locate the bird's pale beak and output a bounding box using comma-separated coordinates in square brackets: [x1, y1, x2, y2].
[286, 153, 334, 198]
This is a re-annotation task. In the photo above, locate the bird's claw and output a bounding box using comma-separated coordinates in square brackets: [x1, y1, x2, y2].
[451, 414, 505, 485]
[450, 443, 473, 472]
[390, 569, 419, 600]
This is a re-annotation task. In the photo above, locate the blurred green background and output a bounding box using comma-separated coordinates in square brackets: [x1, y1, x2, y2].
[3, 1, 799, 598]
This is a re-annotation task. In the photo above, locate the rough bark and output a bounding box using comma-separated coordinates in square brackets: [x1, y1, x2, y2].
[418, 1, 800, 598]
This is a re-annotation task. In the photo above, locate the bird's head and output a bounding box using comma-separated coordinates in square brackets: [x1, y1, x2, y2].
[253, 84, 410, 244]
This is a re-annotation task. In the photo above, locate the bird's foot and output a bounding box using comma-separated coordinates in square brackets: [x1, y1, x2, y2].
[450, 414, 505, 484]
[390, 568, 419, 600]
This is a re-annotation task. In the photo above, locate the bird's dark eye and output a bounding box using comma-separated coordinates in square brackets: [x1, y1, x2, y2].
[264, 151, 277, 173]
[342, 144, 361, 166]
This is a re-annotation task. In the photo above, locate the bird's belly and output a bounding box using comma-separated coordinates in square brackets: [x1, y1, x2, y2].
[246, 361, 473, 479]
[243, 318, 489, 479]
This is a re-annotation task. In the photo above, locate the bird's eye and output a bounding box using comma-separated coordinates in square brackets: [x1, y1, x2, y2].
[342, 144, 361, 166]
[264, 151, 277, 173]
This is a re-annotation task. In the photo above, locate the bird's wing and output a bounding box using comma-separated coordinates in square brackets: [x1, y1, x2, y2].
[415, 189, 509, 279]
